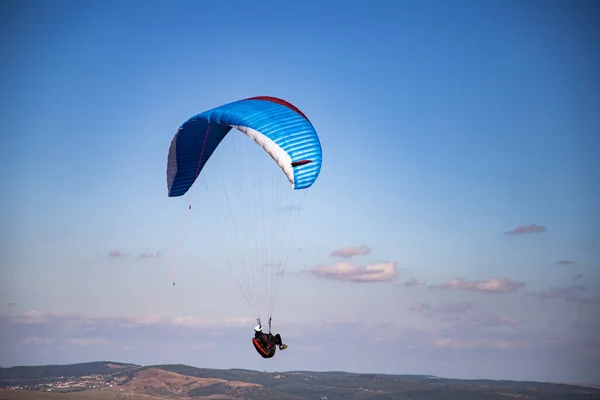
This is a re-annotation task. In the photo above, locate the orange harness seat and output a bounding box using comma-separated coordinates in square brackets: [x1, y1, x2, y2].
[252, 338, 276, 358]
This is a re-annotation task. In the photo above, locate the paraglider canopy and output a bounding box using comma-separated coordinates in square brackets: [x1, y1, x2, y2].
[167, 96, 322, 197]
[166, 96, 323, 326]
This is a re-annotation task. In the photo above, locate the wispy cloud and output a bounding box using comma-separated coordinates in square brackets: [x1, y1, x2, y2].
[22, 336, 55, 344]
[310, 261, 397, 282]
[330, 245, 372, 258]
[403, 278, 424, 287]
[504, 224, 548, 235]
[5, 311, 254, 329]
[573, 274, 583, 279]
[434, 302, 473, 314]
[6, 302, 15, 307]
[408, 302, 472, 321]
[1, 310, 596, 383]
[530, 285, 600, 304]
[0, 310, 519, 351]
[408, 302, 431, 313]
[555, 260, 575, 265]
[433, 337, 524, 350]
[429, 277, 526, 294]
[277, 205, 302, 213]
[566, 294, 600, 304]
[409, 301, 522, 328]
[109, 249, 161, 259]
[529, 285, 585, 299]
[138, 252, 161, 259]
[295, 246, 322, 253]
[67, 337, 111, 346]
[465, 311, 522, 327]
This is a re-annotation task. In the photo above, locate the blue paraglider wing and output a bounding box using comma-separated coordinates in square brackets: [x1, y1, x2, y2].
[167, 96, 323, 197]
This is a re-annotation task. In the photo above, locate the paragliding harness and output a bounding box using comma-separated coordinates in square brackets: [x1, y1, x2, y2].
[252, 317, 276, 358]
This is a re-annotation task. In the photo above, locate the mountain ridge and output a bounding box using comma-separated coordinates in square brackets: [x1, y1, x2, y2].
[1, 361, 598, 400]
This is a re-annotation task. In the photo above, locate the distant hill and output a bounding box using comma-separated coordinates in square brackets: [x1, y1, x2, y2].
[1, 361, 599, 400]
[0, 361, 139, 381]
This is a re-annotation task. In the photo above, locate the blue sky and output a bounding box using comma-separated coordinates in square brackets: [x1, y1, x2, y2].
[1, 0, 599, 384]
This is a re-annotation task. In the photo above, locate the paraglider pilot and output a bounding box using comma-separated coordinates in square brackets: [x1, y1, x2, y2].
[252, 320, 287, 358]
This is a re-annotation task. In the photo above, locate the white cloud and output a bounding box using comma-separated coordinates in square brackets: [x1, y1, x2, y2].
[330, 245, 372, 258]
[67, 337, 111, 346]
[310, 261, 398, 282]
[429, 278, 526, 294]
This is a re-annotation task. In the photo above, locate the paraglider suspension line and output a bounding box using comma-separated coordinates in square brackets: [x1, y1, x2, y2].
[255, 317, 272, 333]
[170, 124, 212, 286]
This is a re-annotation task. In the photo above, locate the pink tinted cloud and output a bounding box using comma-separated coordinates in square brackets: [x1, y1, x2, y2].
[109, 250, 122, 257]
[504, 224, 548, 235]
[529, 285, 585, 299]
[330, 245, 372, 258]
[429, 277, 525, 294]
[310, 261, 397, 282]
